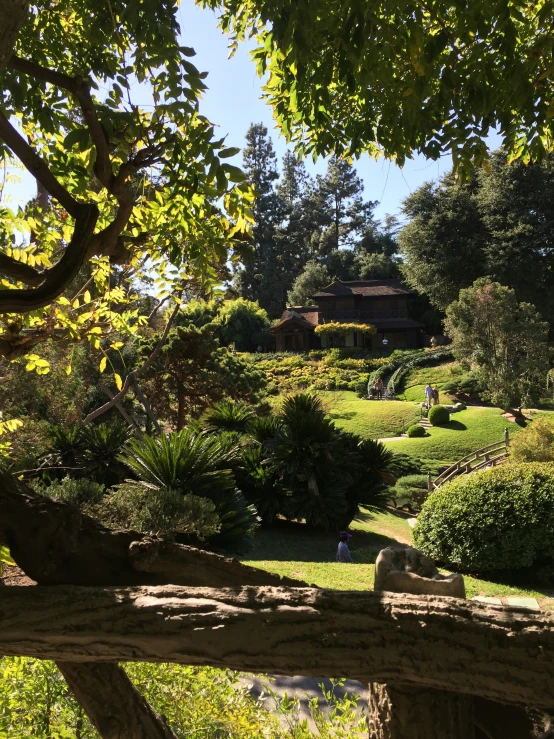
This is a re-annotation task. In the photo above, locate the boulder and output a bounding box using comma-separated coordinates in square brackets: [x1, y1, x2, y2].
[374, 545, 465, 598]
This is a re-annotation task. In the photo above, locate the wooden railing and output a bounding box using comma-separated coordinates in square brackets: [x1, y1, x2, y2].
[428, 429, 510, 491]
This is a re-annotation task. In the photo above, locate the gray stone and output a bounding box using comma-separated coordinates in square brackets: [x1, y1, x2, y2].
[505, 597, 540, 611]
[471, 596, 502, 605]
[374, 545, 466, 598]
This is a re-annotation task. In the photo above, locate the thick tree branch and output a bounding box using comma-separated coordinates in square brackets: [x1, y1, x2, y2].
[0, 111, 82, 217]
[82, 302, 180, 425]
[10, 55, 114, 189]
[0, 203, 98, 312]
[1, 585, 554, 709]
[0, 252, 42, 285]
[0, 0, 28, 74]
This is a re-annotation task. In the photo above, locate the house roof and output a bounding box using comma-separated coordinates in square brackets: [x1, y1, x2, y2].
[311, 279, 415, 298]
[269, 307, 319, 332]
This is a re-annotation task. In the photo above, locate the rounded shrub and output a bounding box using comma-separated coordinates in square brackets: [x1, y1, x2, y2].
[413, 463, 554, 575]
[407, 424, 426, 438]
[428, 404, 449, 426]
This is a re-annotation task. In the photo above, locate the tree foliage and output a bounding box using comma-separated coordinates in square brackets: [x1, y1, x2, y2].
[399, 152, 554, 325]
[205, 0, 554, 172]
[0, 0, 254, 364]
[445, 279, 550, 407]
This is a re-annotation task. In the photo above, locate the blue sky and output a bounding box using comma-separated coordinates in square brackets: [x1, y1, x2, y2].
[7, 1, 503, 222]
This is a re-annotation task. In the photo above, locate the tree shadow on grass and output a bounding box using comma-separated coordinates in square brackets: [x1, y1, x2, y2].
[444, 420, 467, 431]
[246, 518, 403, 563]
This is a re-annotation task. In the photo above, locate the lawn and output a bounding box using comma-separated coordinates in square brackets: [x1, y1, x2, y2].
[398, 361, 462, 404]
[320, 392, 420, 438]
[382, 406, 523, 465]
[243, 509, 553, 603]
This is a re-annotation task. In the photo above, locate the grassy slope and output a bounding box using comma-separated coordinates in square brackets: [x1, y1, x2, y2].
[321, 392, 420, 438]
[383, 406, 522, 465]
[243, 509, 551, 601]
[398, 361, 462, 404]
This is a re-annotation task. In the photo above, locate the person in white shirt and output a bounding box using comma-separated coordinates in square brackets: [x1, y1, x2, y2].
[336, 531, 353, 563]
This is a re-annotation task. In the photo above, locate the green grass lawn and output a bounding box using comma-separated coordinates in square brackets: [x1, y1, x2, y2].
[383, 406, 523, 465]
[398, 362, 462, 404]
[243, 509, 553, 603]
[321, 392, 420, 438]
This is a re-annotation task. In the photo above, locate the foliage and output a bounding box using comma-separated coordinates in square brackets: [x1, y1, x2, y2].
[40, 420, 131, 485]
[207, 0, 554, 173]
[202, 400, 256, 434]
[0, 657, 367, 739]
[389, 473, 429, 510]
[32, 476, 105, 507]
[213, 298, 270, 351]
[400, 153, 554, 327]
[407, 424, 426, 438]
[92, 485, 221, 540]
[315, 322, 376, 337]
[140, 323, 266, 429]
[427, 405, 450, 426]
[445, 279, 550, 407]
[414, 463, 554, 577]
[287, 259, 331, 307]
[121, 429, 258, 552]
[510, 417, 554, 463]
[0, 0, 254, 363]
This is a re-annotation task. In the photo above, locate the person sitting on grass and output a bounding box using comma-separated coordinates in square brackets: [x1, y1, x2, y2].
[336, 531, 353, 563]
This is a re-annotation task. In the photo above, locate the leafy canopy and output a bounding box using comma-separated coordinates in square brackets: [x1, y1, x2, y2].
[0, 0, 254, 363]
[203, 0, 554, 173]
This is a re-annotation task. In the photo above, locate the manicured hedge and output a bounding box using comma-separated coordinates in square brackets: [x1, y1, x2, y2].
[407, 424, 426, 438]
[413, 463, 554, 574]
[428, 404, 449, 426]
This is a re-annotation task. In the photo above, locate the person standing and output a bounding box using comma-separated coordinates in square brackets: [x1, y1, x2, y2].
[433, 385, 440, 405]
[374, 377, 385, 400]
[425, 383, 433, 409]
[336, 531, 353, 563]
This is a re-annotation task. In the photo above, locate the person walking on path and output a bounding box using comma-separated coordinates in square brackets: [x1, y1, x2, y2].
[425, 383, 433, 409]
[336, 531, 353, 563]
[374, 377, 385, 400]
[433, 385, 440, 405]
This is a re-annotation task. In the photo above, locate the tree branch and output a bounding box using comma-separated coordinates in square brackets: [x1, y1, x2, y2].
[0, 111, 82, 218]
[10, 55, 114, 190]
[0, 0, 28, 75]
[0, 252, 42, 286]
[0, 203, 98, 312]
[82, 302, 180, 425]
[1, 584, 554, 709]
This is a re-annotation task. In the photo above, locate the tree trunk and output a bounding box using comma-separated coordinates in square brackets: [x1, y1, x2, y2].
[176, 384, 186, 430]
[58, 662, 176, 739]
[1, 584, 554, 710]
[0, 0, 27, 73]
[367, 683, 474, 739]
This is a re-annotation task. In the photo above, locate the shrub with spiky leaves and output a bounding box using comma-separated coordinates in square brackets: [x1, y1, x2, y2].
[202, 401, 255, 434]
[121, 429, 258, 552]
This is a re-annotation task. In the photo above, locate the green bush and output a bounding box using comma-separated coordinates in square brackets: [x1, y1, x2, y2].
[441, 380, 458, 393]
[389, 473, 429, 510]
[428, 405, 450, 426]
[510, 417, 554, 463]
[31, 476, 105, 506]
[414, 463, 554, 575]
[406, 424, 426, 438]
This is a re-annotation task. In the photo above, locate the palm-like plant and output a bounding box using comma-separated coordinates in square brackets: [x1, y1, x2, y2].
[80, 421, 132, 486]
[201, 401, 255, 434]
[234, 446, 286, 526]
[121, 429, 258, 552]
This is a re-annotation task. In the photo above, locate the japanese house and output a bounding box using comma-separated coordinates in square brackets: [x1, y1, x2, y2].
[269, 279, 425, 352]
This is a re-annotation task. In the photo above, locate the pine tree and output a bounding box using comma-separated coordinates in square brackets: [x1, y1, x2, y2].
[233, 123, 283, 317]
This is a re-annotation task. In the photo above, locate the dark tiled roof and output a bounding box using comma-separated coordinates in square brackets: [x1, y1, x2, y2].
[269, 308, 319, 332]
[312, 279, 414, 298]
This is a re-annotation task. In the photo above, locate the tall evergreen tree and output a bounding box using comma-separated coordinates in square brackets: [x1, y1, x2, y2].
[233, 123, 283, 316]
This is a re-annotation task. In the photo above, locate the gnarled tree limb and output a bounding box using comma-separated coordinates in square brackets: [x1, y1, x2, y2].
[1, 585, 554, 709]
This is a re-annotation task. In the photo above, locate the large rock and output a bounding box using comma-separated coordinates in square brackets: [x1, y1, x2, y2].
[374, 545, 465, 598]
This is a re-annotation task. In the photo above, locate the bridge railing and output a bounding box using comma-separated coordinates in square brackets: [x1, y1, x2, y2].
[428, 428, 510, 491]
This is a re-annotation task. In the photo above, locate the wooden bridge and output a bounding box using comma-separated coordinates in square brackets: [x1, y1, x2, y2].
[428, 428, 510, 491]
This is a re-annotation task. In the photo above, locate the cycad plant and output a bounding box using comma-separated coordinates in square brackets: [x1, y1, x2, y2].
[121, 428, 258, 552]
[201, 401, 255, 434]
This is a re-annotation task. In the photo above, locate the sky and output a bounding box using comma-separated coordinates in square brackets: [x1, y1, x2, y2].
[6, 1, 503, 222]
